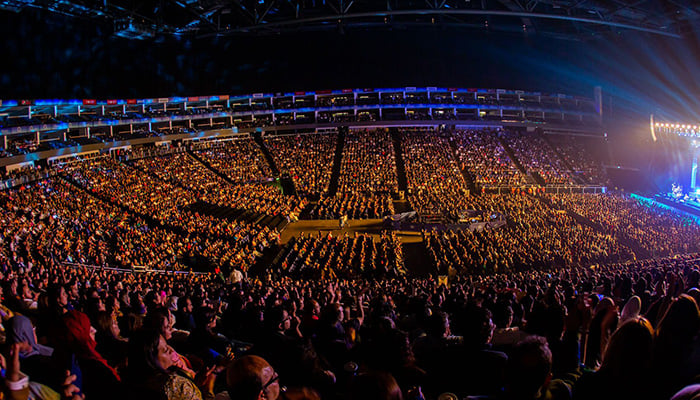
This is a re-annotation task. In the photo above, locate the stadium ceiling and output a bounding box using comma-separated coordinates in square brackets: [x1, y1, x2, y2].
[1, 0, 697, 40]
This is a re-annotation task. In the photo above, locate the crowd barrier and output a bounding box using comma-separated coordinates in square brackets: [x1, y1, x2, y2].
[62, 262, 211, 275]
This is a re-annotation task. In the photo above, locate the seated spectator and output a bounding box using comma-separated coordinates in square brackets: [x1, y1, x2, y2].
[653, 294, 700, 399]
[350, 372, 403, 400]
[176, 297, 196, 332]
[217, 355, 282, 400]
[94, 310, 128, 372]
[6, 315, 54, 386]
[503, 336, 572, 400]
[573, 316, 654, 400]
[126, 329, 216, 400]
[59, 310, 123, 400]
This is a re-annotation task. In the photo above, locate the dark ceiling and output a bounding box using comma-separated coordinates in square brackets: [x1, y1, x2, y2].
[1, 0, 698, 40]
[1, 0, 699, 127]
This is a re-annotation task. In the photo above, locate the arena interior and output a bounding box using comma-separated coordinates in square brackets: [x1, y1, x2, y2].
[1, 1, 700, 400]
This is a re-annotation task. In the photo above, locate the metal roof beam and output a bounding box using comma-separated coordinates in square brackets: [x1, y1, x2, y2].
[203, 8, 681, 37]
[168, 0, 218, 29]
[496, 0, 534, 28]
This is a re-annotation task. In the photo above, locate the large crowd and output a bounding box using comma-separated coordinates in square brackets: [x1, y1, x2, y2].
[2, 129, 700, 400]
[424, 193, 635, 276]
[0, 176, 279, 274]
[276, 231, 406, 280]
[68, 150, 306, 223]
[502, 131, 574, 185]
[546, 136, 608, 185]
[265, 134, 337, 196]
[0, 245, 697, 400]
[402, 131, 471, 218]
[193, 139, 273, 184]
[548, 193, 700, 257]
[452, 129, 526, 187]
[309, 193, 395, 219]
[338, 129, 398, 193]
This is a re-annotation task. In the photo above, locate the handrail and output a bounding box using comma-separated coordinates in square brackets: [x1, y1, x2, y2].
[62, 262, 211, 275]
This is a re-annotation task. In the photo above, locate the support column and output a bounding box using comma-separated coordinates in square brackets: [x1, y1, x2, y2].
[35, 131, 40, 143]
[130, 124, 133, 134]
[77, 106, 81, 116]
[53, 106, 58, 117]
[209, 118, 213, 127]
[86, 127, 91, 139]
[169, 120, 173, 129]
[27, 106, 32, 118]
[110, 126, 114, 137]
[148, 122, 152, 132]
[63, 131, 67, 141]
[3, 135, 7, 149]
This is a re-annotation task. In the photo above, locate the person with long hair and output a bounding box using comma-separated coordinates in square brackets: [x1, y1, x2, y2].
[94, 310, 128, 371]
[653, 294, 700, 399]
[59, 310, 123, 400]
[574, 316, 654, 400]
[126, 329, 216, 400]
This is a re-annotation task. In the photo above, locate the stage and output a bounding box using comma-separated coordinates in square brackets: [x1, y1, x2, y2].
[654, 194, 700, 221]
[630, 193, 700, 223]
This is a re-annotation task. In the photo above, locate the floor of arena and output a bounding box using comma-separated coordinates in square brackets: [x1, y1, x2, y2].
[280, 219, 434, 276]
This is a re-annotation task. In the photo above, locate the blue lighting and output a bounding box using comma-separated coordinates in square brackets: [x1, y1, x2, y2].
[631, 193, 700, 225]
